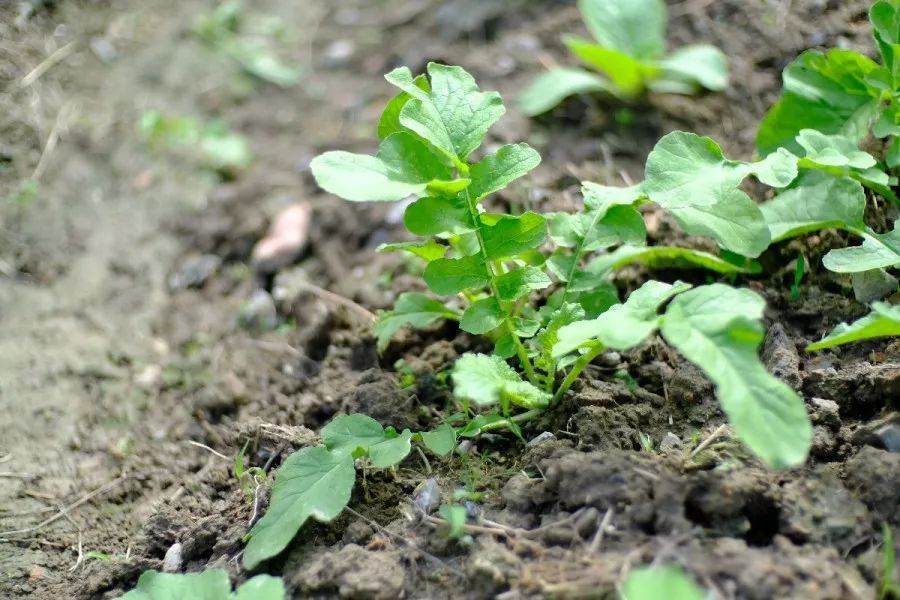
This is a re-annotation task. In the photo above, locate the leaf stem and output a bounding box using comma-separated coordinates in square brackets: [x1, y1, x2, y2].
[551, 344, 604, 405]
[560, 208, 604, 303]
[471, 408, 544, 435]
[460, 186, 539, 385]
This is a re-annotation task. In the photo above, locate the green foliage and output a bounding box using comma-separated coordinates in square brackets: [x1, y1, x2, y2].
[519, 0, 728, 115]
[452, 353, 550, 410]
[808, 302, 900, 350]
[883, 524, 900, 599]
[620, 566, 704, 600]
[439, 504, 468, 539]
[118, 570, 284, 600]
[138, 111, 251, 174]
[193, 0, 300, 87]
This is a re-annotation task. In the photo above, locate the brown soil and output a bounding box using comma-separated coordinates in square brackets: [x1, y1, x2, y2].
[1, 1, 898, 599]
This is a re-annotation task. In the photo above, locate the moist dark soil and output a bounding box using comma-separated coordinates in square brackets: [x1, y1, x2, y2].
[1, 1, 898, 599]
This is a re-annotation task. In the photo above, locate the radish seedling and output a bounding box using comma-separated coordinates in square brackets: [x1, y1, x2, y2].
[119, 569, 284, 600]
[519, 0, 728, 116]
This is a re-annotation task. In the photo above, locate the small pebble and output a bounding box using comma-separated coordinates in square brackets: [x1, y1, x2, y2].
[659, 432, 682, 453]
[162, 542, 183, 573]
[526, 431, 556, 447]
[414, 478, 441, 514]
[237, 289, 278, 331]
[167, 254, 221, 291]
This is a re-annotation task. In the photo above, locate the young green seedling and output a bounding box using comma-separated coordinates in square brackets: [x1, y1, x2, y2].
[119, 569, 284, 600]
[519, 0, 728, 116]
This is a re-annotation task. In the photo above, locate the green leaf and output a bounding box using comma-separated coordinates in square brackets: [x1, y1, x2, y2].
[378, 74, 430, 140]
[583, 245, 757, 278]
[655, 44, 729, 92]
[871, 1, 900, 80]
[495, 267, 552, 302]
[795, 129, 877, 169]
[577, 0, 666, 60]
[762, 173, 865, 242]
[757, 49, 885, 156]
[660, 285, 812, 469]
[388, 63, 505, 161]
[554, 280, 690, 357]
[563, 35, 649, 96]
[119, 570, 231, 600]
[469, 143, 541, 201]
[419, 424, 457, 456]
[480, 212, 547, 260]
[322, 413, 413, 468]
[424, 255, 490, 295]
[243, 446, 355, 569]
[374, 292, 460, 352]
[439, 504, 467, 539]
[642, 131, 799, 257]
[621, 566, 705, 600]
[822, 223, 900, 272]
[460, 297, 504, 334]
[534, 302, 586, 374]
[234, 575, 287, 600]
[404, 195, 474, 236]
[517, 68, 614, 116]
[807, 302, 900, 350]
[376, 240, 447, 262]
[451, 353, 551, 409]
[548, 205, 646, 251]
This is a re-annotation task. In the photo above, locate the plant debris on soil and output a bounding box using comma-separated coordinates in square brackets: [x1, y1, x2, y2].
[1, 1, 899, 599]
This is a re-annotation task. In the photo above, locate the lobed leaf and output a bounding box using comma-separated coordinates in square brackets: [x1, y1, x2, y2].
[460, 297, 504, 334]
[243, 446, 355, 569]
[494, 267, 552, 302]
[469, 143, 541, 201]
[374, 292, 460, 352]
[660, 285, 812, 469]
[761, 173, 866, 243]
[480, 212, 547, 260]
[451, 353, 551, 409]
[424, 255, 491, 295]
[807, 302, 900, 350]
[822, 223, 900, 272]
[795, 129, 877, 169]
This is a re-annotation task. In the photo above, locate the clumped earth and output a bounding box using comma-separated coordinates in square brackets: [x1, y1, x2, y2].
[1, 0, 898, 599]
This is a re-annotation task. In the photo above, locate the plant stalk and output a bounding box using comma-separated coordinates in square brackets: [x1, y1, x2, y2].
[551, 344, 605, 404]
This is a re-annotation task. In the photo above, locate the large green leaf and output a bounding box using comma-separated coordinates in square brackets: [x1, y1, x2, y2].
[404, 195, 474, 236]
[660, 285, 812, 469]
[119, 571, 286, 600]
[807, 302, 900, 350]
[822, 223, 900, 272]
[387, 63, 505, 161]
[577, 0, 666, 60]
[553, 280, 690, 357]
[621, 566, 704, 600]
[517, 68, 613, 116]
[243, 446, 355, 568]
[469, 143, 541, 201]
[374, 292, 460, 352]
[642, 132, 798, 257]
[460, 297, 504, 334]
[762, 173, 866, 242]
[451, 353, 550, 409]
[757, 49, 884, 156]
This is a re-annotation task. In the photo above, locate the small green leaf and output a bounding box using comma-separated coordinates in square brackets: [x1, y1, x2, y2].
[563, 35, 649, 96]
[655, 44, 729, 92]
[822, 223, 900, 273]
[796, 129, 877, 169]
[534, 302, 586, 375]
[480, 212, 547, 260]
[621, 566, 705, 600]
[807, 302, 900, 350]
[517, 68, 614, 116]
[583, 245, 757, 278]
[234, 575, 287, 600]
[577, 0, 666, 60]
[439, 504, 467, 539]
[495, 267, 552, 302]
[311, 151, 429, 202]
[762, 173, 866, 242]
[871, 1, 900, 81]
[660, 285, 812, 469]
[757, 49, 885, 156]
[554, 280, 690, 358]
[423, 255, 490, 295]
[378, 74, 430, 140]
[322, 414, 413, 468]
[460, 297, 504, 334]
[368, 429, 413, 468]
[376, 240, 447, 262]
[404, 195, 474, 236]
[243, 446, 355, 569]
[119, 570, 231, 600]
[452, 353, 550, 409]
[469, 143, 541, 201]
[419, 424, 457, 456]
[374, 292, 460, 352]
[548, 206, 646, 252]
